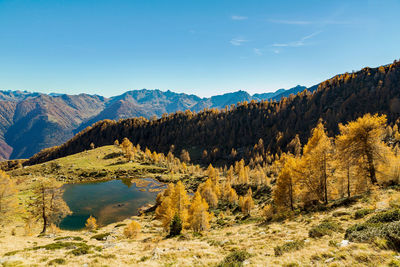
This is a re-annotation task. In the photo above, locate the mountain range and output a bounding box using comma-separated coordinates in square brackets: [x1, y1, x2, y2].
[26, 60, 400, 167]
[0, 85, 310, 160]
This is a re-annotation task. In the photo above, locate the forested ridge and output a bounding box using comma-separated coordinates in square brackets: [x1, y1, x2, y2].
[27, 60, 400, 166]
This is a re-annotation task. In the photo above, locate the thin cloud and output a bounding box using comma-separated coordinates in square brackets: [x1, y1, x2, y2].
[253, 48, 263, 55]
[272, 31, 322, 48]
[230, 38, 248, 46]
[269, 19, 353, 26]
[269, 19, 311, 25]
[231, 15, 248, 20]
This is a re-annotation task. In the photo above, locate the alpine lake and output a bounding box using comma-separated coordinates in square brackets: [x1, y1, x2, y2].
[59, 178, 165, 230]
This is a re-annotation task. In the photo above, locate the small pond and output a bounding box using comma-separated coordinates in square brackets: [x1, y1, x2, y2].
[59, 178, 164, 230]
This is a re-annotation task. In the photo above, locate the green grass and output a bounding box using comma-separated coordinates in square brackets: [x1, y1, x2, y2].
[10, 146, 168, 183]
[33, 241, 88, 251]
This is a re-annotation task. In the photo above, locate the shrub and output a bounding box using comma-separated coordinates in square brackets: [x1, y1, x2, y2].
[48, 258, 66, 265]
[70, 245, 90, 256]
[346, 221, 400, 250]
[168, 214, 182, 237]
[366, 209, 400, 224]
[33, 242, 92, 255]
[274, 240, 305, 256]
[354, 209, 374, 219]
[124, 221, 141, 239]
[217, 250, 251, 267]
[91, 232, 110, 241]
[309, 220, 341, 238]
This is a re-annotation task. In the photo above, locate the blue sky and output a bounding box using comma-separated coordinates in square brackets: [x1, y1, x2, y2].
[0, 0, 399, 97]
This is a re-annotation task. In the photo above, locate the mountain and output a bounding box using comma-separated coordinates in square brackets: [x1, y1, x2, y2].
[26, 60, 400, 166]
[0, 86, 308, 160]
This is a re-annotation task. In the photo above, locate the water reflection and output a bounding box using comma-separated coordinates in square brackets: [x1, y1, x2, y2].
[59, 178, 164, 230]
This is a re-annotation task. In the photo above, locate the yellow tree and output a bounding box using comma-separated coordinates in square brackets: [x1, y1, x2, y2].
[123, 220, 141, 238]
[333, 147, 355, 198]
[240, 188, 254, 216]
[180, 149, 191, 163]
[226, 166, 234, 184]
[336, 114, 389, 184]
[85, 215, 97, 230]
[29, 177, 71, 234]
[227, 187, 239, 204]
[120, 137, 134, 161]
[0, 171, 19, 226]
[301, 121, 333, 204]
[198, 179, 219, 208]
[273, 154, 297, 211]
[155, 196, 175, 230]
[220, 182, 238, 204]
[188, 191, 211, 232]
[172, 181, 190, 227]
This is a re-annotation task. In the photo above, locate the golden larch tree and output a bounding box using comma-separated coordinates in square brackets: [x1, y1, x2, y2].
[198, 179, 219, 208]
[301, 121, 333, 204]
[273, 154, 298, 211]
[188, 191, 211, 232]
[172, 181, 190, 228]
[336, 114, 389, 184]
[240, 188, 254, 216]
[123, 220, 141, 238]
[29, 177, 71, 234]
[85, 215, 98, 230]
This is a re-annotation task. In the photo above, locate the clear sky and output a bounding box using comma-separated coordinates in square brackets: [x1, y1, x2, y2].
[0, 0, 399, 97]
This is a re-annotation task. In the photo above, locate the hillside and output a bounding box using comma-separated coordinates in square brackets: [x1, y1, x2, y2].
[1, 188, 399, 266]
[27, 60, 400, 166]
[3, 141, 400, 266]
[0, 86, 307, 160]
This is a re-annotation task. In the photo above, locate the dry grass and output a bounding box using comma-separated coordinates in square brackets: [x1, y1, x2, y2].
[2, 188, 400, 266]
[3, 147, 400, 266]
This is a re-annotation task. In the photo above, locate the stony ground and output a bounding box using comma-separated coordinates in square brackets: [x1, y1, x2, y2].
[1, 188, 400, 267]
[3, 146, 400, 266]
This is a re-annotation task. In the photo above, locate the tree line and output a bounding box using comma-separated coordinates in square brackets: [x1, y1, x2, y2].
[26, 61, 400, 168]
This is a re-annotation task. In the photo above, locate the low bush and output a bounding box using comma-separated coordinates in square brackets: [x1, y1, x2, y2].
[48, 258, 66, 265]
[70, 244, 90, 256]
[366, 209, 400, 224]
[32, 241, 96, 256]
[354, 209, 374, 219]
[274, 240, 305, 256]
[346, 210, 400, 251]
[309, 220, 341, 238]
[91, 232, 110, 241]
[217, 250, 251, 266]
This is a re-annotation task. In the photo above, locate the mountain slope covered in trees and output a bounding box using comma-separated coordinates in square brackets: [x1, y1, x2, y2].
[27, 60, 400, 166]
[0, 86, 308, 160]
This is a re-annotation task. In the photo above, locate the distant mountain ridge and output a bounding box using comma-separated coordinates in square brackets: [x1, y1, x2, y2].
[26, 60, 400, 167]
[0, 85, 312, 160]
